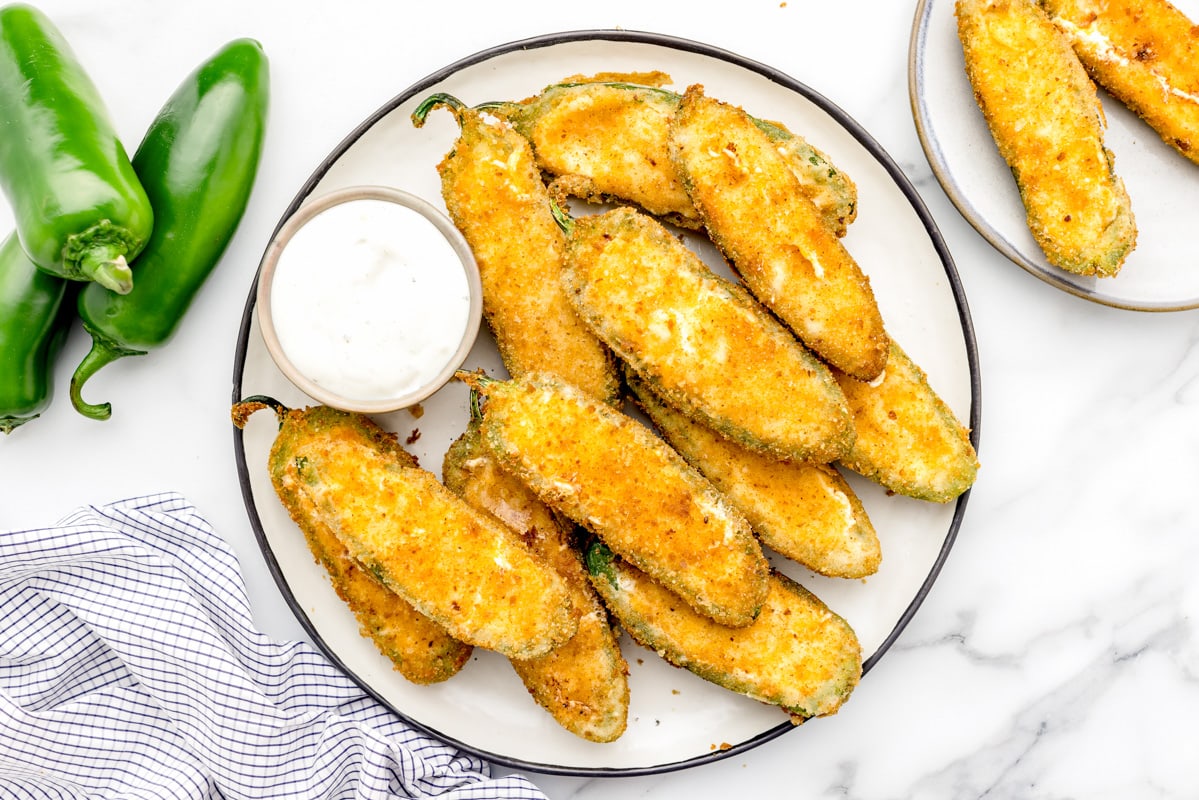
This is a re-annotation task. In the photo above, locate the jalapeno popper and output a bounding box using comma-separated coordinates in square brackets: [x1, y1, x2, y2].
[444, 410, 629, 742]
[560, 205, 855, 465]
[462, 370, 770, 629]
[491, 76, 857, 236]
[956, 0, 1137, 276]
[586, 541, 862, 721]
[412, 94, 618, 404]
[233, 397, 577, 661]
[669, 85, 888, 381]
[1040, 0, 1199, 166]
[232, 398, 472, 683]
[833, 339, 979, 504]
[626, 370, 881, 580]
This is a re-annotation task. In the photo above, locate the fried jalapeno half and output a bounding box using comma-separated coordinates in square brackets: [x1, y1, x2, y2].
[832, 339, 979, 504]
[586, 541, 862, 721]
[560, 205, 854, 465]
[956, 0, 1137, 276]
[444, 407, 629, 743]
[669, 85, 888, 381]
[490, 76, 857, 236]
[233, 397, 577, 661]
[462, 370, 770, 629]
[233, 398, 472, 682]
[412, 93, 619, 404]
[1041, 0, 1199, 166]
[626, 370, 881, 580]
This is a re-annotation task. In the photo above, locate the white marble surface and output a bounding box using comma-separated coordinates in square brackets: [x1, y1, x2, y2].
[2, 1, 1197, 797]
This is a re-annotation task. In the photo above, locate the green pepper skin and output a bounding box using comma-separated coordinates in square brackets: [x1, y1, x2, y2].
[0, 231, 71, 433]
[0, 3, 153, 294]
[70, 38, 270, 421]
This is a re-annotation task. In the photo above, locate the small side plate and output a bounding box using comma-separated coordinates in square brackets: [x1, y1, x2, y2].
[910, 0, 1199, 311]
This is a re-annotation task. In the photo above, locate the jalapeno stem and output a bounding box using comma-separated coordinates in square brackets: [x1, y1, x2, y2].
[231, 395, 289, 430]
[466, 384, 485, 422]
[454, 368, 496, 392]
[68, 335, 146, 420]
[548, 198, 575, 236]
[78, 247, 134, 294]
[583, 539, 619, 588]
[411, 92, 467, 128]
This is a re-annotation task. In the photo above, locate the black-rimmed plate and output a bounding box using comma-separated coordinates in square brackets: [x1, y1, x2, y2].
[233, 30, 980, 776]
[910, 0, 1199, 311]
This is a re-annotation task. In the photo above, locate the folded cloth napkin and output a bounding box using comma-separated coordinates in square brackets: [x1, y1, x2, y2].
[0, 492, 548, 800]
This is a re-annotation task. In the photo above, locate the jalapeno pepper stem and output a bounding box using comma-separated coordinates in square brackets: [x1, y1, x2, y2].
[69, 335, 146, 420]
[454, 367, 497, 394]
[548, 198, 575, 236]
[411, 92, 467, 128]
[231, 396, 289, 430]
[466, 385, 484, 422]
[78, 246, 134, 294]
[0, 414, 37, 435]
[239, 394, 287, 412]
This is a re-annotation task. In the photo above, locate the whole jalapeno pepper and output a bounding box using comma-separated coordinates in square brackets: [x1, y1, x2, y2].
[0, 3, 153, 294]
[0, 231, 71, 433]
[69, 38, 270, 421]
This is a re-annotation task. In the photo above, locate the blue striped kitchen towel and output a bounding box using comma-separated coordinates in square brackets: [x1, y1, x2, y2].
[0, 492, 548, 800]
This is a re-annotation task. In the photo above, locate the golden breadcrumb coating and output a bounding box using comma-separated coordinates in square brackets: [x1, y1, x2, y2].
[497, 76, 857, 235]
[467, 371, 770, 628]
[1041, 0, 1199, 165]
[444, 417, 629, 742]
[833, 339, 979, 503]
[669, 84, 887, 380]
[956, 0, 1137, 276]
[240, 400, 578, 660]
[562, 206, 854, 465]
[422, 98, 618, 403]
[627, 370, 881, 579]
[234, 399, 472, 683]
[587, 543, 862, 721]
[288, 491, 473, 684]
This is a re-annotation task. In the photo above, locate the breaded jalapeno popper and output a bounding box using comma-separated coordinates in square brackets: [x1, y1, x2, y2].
[461, 370, 770, 628]
[234, 399, 471, 684]
[232, 398, 577, 660]
[626, 370, 881, 580]
[832, 339, 979, 504]
[956, 0, 1137, 276]
[412, 94, 619, 404]
[489, 75, 858, 236]
[586, 541, 862, 721]
[1040, 0, 1199, 166]
[444, 408, 629, 743]
[669, 85, 888, 382]
[559, 205, 855, 465]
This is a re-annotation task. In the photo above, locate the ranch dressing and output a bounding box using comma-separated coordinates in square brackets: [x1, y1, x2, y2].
[269, 197, 473, 404]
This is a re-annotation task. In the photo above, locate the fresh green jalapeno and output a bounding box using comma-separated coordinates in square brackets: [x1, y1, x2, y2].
[70, 38, 270, 421]
[0, 231, 71, 433]
[0, 3, 153, 294]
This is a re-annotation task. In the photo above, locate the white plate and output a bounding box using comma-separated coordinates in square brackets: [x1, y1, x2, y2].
[232, 30, 980, 776]
[910, 0, 1199, 311]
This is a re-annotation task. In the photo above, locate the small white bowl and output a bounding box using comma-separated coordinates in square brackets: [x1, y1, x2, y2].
[257, 186, 482, 413]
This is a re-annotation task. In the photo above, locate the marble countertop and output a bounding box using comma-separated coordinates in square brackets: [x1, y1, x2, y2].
[3, 1, 1197, 797]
